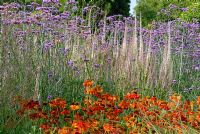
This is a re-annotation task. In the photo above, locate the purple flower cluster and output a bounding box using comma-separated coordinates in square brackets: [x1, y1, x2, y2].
[1, 2, 199, 89]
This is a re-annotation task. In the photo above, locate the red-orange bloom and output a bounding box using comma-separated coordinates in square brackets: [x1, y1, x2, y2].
[49, 98, 66, 108]
[103, 123, 114, 132]
[83, 79, 93, 88]
[60, 109, 70, 115]
[169, 94, 182, 103]
[22, 100, 40, 110]
[58, 127, 72, 134]
[118, 100, 130, 109]
[196, 96, 200, 105]
[72, 120, 90, 133]
[29, 112, 48, 120]
[196, 113, 200, 122]
[124, 93, 140, 100]
[70, 103, 80, 111]
[84, 88, 97, 95]
[40, 124, 51, 132]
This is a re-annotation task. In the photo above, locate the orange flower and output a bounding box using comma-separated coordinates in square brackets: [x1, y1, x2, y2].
[103, 123, 114, 132]
[108, 95, 118, 102]
[83, 79, 93, 88]
[60, 109, 70, 115]
[72, 120, 90, 133]
[118, 100, 130, 109]
[49, 98, 66, 109]
[124, 93, 140, 100]
[196, 114, 200, 122]
[196, 96, 200, 105]
[58, 127, 72, 134]
[70, 103, 80, 111]
[29, 112, 48, 120]
[40, 124, 51, 132]
[88, 119, 99, 129]
[169, 93, 182, 103]
[84, 88, 96, 95]
[93, 85, 103, 93]
[83, 98, 92, 105]
[22, 100, 40, 110]
[130, 102, 137, 109]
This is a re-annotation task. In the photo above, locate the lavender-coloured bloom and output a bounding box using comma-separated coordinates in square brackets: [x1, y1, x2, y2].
[180, 8, 188, 12]
[67, 60, 74, 67]
[94, 64, 100, 68]
[194, 66, 200, 71]
[68, 0, 76, 4]
[169, 4, 177, 10]
[43, 41, 53, 51]
[72, 6, 78, 11]
[172, 80, 177, 84]
[0, 6, 4, 10]
[107, 58, 112, 63]
[43, 0, 59, 3]
[193, 65, 200, 71]
[47, 95, 52, 100]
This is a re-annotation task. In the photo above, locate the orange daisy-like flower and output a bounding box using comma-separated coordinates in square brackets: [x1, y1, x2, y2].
[103, 123, 114, 132]
[93, 85, 103, 93]
[83, 79, 94, 88]
[22, 100, 40, 110]
[108, 95, 118, 102]
[70, 103, 80, 111]
[49, 98, 66, 109]
[83, 98, 92, 105]
[169, 93, 182, 103]
[29, 112, 48, 120]
[72, 120, 90, 133]
[58, 127, 72, 134]
[124, 93, 140, 100]
[40, 124, 51, 133]
[118, 100, 130, 109]
[60, 109, 70, 115]
[84, 88, 97, 95]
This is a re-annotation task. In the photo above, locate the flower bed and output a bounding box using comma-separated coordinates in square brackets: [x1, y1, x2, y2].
[16, 80, 200, 134]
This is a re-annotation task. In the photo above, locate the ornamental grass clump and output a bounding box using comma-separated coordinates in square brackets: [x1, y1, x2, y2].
[0, 2, 199, 101]
[14, 80, 200, 134]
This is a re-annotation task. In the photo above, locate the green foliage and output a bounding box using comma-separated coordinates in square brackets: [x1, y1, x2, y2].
[180, 2, 200, 22]
[77, 0, 130, 16]
[59, 0, 67, 12]
[109, 0, 130, 16]
[1, 0, 130, 16]
[135, 0, 199, 26]
[134, 0, 160, 26]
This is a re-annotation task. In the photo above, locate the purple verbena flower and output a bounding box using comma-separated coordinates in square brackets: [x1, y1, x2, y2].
[47, 95, 52, 100]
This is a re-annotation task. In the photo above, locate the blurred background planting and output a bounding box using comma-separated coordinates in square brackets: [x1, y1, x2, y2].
[134, 0, 200, 26]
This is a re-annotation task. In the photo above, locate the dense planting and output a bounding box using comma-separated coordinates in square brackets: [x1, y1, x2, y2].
[15, 80, 200, 133]
[0, 1, 200, 134]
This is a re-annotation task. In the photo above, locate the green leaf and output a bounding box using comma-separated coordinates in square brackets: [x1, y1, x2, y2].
[59, 0, 67, 12]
